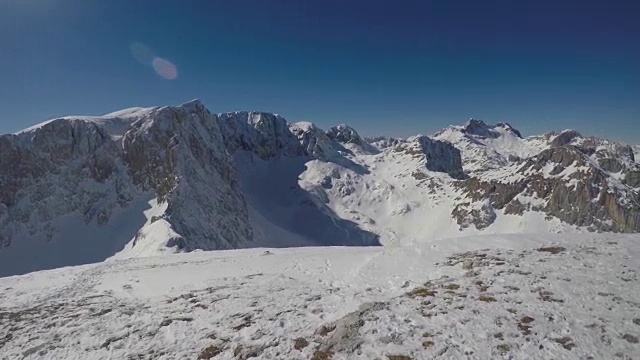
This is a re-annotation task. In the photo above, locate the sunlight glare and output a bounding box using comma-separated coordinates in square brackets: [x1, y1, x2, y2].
[152, 58, 178, 80]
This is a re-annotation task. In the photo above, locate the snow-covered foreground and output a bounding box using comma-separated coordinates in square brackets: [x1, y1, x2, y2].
[1, 233, 638, 359]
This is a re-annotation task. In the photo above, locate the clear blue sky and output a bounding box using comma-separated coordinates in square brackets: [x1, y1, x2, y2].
[1, 0, 639, 142]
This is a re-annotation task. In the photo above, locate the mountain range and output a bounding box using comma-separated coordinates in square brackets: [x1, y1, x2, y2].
[1, 100, 638, 276]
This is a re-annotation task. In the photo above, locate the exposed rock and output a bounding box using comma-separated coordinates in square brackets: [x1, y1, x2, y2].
[217, 111, 304, 159]
[326, 124, 379, 154]
[326, 124, 364, 146]
[0, 100, 254, 274]
[288, 122, 341, 160]
[550, 130, 582, 147]
[460, 119, 522, 139]
[124, 101, 253, 251]
[625, 171, 640, 187]
[315, 302, 387, 354]
[396, 136, 466, 179]
[453, 145, 640, 232]
[2, 102, 639, 276]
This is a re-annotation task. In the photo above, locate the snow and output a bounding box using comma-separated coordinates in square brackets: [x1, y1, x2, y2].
[295, 138, 585, 246]
[232, 151, 380, 248]
[2, 104, 640, 358]
[16, 106, 157, 138]
[0, 194, 154, 278]
[432, 122, 549, 175]
[2, 101, 639, 280]
[109, 198, 180, 259]
[0, 233, 638, 359]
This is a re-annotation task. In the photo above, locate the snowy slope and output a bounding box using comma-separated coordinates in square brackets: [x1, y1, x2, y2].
[432, 119, 548, 175]
[0, 233, 638, 359]
[0, 100, 253, 277]
[297, 135, 585, 246]
[16, 106, 156, 140]
[1, 102, 639, 277]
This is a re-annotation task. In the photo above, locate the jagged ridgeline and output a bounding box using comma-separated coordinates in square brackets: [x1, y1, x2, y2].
[0, 101, 638, 276]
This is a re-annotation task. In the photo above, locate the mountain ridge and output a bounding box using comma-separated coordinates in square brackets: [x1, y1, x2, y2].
[1, 100, 638, 276]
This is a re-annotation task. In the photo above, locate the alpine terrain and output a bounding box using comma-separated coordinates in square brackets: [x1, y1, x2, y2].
[0, 101, 639, 359]
[0, 100, 639, 276]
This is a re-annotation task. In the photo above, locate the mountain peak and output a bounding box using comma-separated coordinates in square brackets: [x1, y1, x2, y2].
[461, 119, 493, 138]
[461, 119, 522, 139]
[464, 118, 487, 127]
[326, 124, 379, 154]
[179, 98, 205, 111]
[550, 129, 583, 147]
[326, 124, 364, 146]
[495, 122, 523, 138]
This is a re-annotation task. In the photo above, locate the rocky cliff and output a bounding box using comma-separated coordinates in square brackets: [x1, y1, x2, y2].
[1, 102, 638, 276]
[0, 101, 253, 275]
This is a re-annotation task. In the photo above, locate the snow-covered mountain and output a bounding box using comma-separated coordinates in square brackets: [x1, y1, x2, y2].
[1, 101, 638, 276]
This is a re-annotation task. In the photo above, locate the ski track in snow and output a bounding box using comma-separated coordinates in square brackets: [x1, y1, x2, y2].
[0, 233, 639, 359]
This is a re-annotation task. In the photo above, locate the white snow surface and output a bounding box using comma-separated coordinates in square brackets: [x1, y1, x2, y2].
[297, 138, 583, 246]
[16, 106, 157, 138]
[2, 102, 638, 279]
[432, 120, 549, 175]
[0, 233, 638, 359]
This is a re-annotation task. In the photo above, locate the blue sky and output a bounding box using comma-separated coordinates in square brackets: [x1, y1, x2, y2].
[1, 0, 639, 142]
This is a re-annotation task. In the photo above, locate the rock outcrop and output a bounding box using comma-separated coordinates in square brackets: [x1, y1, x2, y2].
[0, 100, 253, 267]
[1, 100, 639, 277]
[452, 145, 640, 232]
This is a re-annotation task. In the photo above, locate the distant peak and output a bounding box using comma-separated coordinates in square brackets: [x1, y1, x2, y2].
[550, 129, 582, 147]
[334, 123, 353, 131]
[464, 118, 488, 127]
[460, 119, 522, 139]
[495, 122, 523, 138]
[461, 119, 493, 138]
[326, 124, 364, 145]
[179, 99, 205, 111]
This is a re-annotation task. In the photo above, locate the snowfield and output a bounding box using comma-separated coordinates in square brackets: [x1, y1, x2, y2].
[2, 102, 639, 278]
[1, 233, 638, 359]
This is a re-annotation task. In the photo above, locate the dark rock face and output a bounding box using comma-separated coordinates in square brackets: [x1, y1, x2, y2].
[550, 130, 582, 148]
[2, 103, 639, 275]
[123, 102, 253, 251]
[462, 119, 496, 138]
[0, 119, 135, 249]
[626, 171, 640, 187]
[396, 136, 466, 180]
[326, 124, 379, 154]
[419, 138, 466, 179]
[0, 101, 254, 256]
[326, 124, 364, 146]
[288, 122, 341, 160]
[496, 122, 523, 138]
[453, 145, 640, 232]
[461, 119, 522, 139]
[217, 112, 304, 159]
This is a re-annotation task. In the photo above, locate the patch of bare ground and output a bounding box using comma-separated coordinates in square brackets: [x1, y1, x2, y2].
[311, 350, 333, 360]
[293, 338, 309, 350]
[407, 287, 437, 298]
[387, 355, 412, 360]
[551, 336, 575, 350]
[198, 345, 223, 359]
[537, 246, 566, 254]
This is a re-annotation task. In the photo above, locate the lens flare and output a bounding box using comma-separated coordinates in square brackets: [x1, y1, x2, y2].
[152, 58, 178, 80]
[130, 42, 179, 80]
